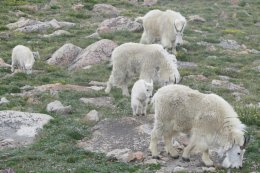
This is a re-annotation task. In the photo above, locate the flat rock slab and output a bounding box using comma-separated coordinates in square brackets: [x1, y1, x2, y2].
[0, 111, 53, 149]
[80, 116, 223, 172]
[80, 97, 114, 108]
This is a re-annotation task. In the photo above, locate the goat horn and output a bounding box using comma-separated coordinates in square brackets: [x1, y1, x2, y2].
[180, 23, 185, 32]
[174, 21, 178, 32]
[241, 134, 250, 149]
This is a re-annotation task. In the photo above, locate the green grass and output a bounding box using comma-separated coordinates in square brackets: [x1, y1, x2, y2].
[0, 0, 259, 172]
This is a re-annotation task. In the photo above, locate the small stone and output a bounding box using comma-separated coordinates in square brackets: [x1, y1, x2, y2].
[20, 85, 34, 91]
[173, 166, 188, 172]
[83, 65, 92, 70]
[19, 4, 38, 12]
[93, 4, 120, 17]
[188, 15, 206, 22]
[144, 159, 158, 164]
[249, 49, 260, 54]
[43, 30, 71, 38]
[89, 81, 107, 86]
[72, 3, 84, 11]
[89, 86, 104, 91]
[133, 151, 144, 161]
[80, 97, 114, 108]
[143, 0, 158, 6]
[106, 148, 131, 162]
[241, 44, 247, 49]
[177, 61, 198, 69]
[46, 100, 72, 114]
[202, 167, 216, 172]
[86, 32, 101, 39]
[218, 75, 230, 81]
[0, 97, 10, 105]
[83, 110, 100, 123]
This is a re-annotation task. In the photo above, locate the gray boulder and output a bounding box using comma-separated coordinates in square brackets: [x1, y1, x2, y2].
[46, 100, 72, 114]
[93, 4, 120, 17]
[97, 16, 143, 34]
[47, 43, 82, 67]
[69, 39, 117, 70]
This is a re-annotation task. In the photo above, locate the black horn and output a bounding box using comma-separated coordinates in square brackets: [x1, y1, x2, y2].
[174, 20, 178, 32]
[241, 134, 250, 149]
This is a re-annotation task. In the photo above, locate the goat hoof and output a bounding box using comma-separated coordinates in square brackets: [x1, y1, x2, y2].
[141, 113, 145, 116]
[152, 156, 161, 160]
[182, 157, 190, 162]
[171, 155, 179, 159]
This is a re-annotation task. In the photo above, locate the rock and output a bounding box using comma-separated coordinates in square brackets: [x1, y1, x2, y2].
[19, 4, 38, 12]
[183, 75, 208, 81]
[20, 85, 34, 91]
[47, 43, 82, 67]
[232, 92, 246, 101]
[197, 41, 212, 47]
[177, 61, 198, 69]
[0, 97, 10, 105]
[80, 97, 114, 108]
[83, 65, 92, 69]
[188, 15, 206, 22]
[0, 111, 53, 149]
[69, 39, 117, 70]
[249, 49, 260, 54]
[97, 16, 143, 34]
[211, 80, 248, 93]
[218, 39, 241, 50]
[0, 58, 11, 68]
[143, 0, 158, 6]
[72, 3, 84, 11]
[43, 30, 71, 38]
[254, 66, 260, 72]
[7, 18, 75, 33]
[86, 32, 101, 39]
[106, 148, 132, 163]
[93, 4, 120, 17]
[46, 100, 72, 114]
[207, 45, 217, 52]
[144, 159, 158, 164]
[83, 110, 100, 123]
[218, 75, 230, 81]
[173, 166, 188, 172]
[255, 22, 260, 27]
[89, 81, 107, 86]
[89, 86, 104, 91]
[2, 168, 15, 173]
[202, 167, 216, 172]
[0, 32, 10, 40]
[133, 151, 144, 161]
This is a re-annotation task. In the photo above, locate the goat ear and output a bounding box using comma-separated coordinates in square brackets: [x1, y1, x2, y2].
[241, 134, 250, 149]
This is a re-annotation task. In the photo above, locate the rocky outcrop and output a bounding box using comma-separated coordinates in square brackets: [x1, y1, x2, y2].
[93, 4, 120, 17]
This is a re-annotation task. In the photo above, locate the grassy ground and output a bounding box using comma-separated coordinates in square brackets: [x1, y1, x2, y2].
[0, 0, 259, 172]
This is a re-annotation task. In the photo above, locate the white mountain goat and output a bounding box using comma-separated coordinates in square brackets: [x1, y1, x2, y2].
[150, 84, 249, 169]
[136, 9, 187, 54]
[105, 43, 180, 96]
[131, 79, 153, 116]
[11, 45, 36, 74]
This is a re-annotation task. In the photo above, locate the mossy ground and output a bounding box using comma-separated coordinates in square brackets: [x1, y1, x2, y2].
[0, 0, 259, 172]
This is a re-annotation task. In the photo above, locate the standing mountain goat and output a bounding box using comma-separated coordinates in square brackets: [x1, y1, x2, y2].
[150, 85, 249, 168]
[131, 79, 153, 116]
[136, 9, 187, 54]
[105, 43, 180, 96]
[11, 45, 36, 74]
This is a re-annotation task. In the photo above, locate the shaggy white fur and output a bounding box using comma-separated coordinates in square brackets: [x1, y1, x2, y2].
[105, 42, 180, 96]
[11, 45, 35, 74]
[150, 84, 248, 168]
[131, 79, 153, 116]
[136, 9, 187, 54]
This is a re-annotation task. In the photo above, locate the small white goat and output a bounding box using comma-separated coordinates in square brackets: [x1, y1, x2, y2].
[11, 45, 36, 74]
[150, 84, 249, 169]
[136, 9, 187, 54]
[131, 79, 153, 116]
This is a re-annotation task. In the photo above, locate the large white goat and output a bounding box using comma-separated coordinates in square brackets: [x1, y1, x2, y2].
[105, 43, 180, 96]
[150, 84, 249, 169]
[11, 45, 36, 74]
[136, 9, 187, 54]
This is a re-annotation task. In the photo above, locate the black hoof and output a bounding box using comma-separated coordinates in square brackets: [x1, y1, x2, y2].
[182, 157, 190, 162]
[141, 113, 145, 116]
[136, 114, 140, 116]
[152, 156, 161, 160]
[171, 155, 179, 159]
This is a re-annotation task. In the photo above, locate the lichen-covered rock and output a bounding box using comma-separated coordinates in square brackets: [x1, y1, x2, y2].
[46, 100, 72, 114]
[0, 111, 53, 149]
[43, 30, 71, 38]
[93, 4, 120, 17]
[188, 15, 206, 22]
[69, 39, 117, 70]
[83, 110, 100, 123]
[97, 16, 143, 34]
[218, 39, 241, 50]
[47, 43, 82, 67]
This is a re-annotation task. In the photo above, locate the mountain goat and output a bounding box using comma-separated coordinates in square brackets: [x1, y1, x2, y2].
[105, 43, 180, 96]
[136, 9, 187, 54]
[150, 84, 249, 168]
[131, 79, 153, 116]
[11, 45, 36, 74]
